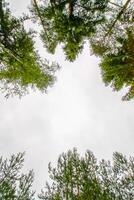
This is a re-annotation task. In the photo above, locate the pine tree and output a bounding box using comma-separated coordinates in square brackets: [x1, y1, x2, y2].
[0, 0, 59, 98]
[90, 0, 134, 100]
[39, 148, 134, 200]
[31, 0, 108, 61]
[31, 0, 134, 100]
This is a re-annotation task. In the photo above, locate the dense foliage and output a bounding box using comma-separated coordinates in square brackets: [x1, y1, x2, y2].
[39, 148, 134, 200]
[0, 0, 134, 99]
[31, 0, 134, 100]
[32, 0, 108, 61]
[0, 0, 59, 97]
[100, 28, 134, 100]
[90, 0, 134, 100]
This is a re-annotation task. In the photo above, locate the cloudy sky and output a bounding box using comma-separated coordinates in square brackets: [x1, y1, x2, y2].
[0, 0, 134, 193]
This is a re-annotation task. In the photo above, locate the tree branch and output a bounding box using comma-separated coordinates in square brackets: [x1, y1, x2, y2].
[0, 43, 25, 70]
[108, 1, 123, 8]
[105, 0, 132, 37]
[32, 0, 50, 42]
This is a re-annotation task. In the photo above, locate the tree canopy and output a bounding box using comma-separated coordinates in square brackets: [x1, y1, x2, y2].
[31, 0, 134, 100]
[90, 0, 134, 100]
[0, 149, 134, 199]
[31, 0, 108, 61]
[0, 0, 134, 99]
[0, 0, 59, 98]
[39, 148, 134, 200]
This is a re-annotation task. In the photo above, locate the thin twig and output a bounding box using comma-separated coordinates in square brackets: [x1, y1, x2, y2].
[108, 1, 123, 8]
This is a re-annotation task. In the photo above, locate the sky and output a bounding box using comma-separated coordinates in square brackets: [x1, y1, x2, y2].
[0, 0, 134, 193]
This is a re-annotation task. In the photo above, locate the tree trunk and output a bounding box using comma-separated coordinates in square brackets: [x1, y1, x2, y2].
[32, 0, 49, 41]
[0, 0, 8, 46]
[69, 2, 74, 18]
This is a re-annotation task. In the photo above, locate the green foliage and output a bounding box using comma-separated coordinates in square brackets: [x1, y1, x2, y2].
[0, 0, 59, 98]
[1, 0, 134, 100]
[0, 152, 35, 200]
[0, 150, 133, 199]
[100, 28, 134, 100]
[32, 0, 108, 61]
[39, 148, 134, 200]
[90, 0, 134, 100]
[31, 0, 134, 100]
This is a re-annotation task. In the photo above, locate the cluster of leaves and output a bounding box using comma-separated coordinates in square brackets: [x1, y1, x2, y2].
[0, 0, 59, 98]
[39, 148, 134, 200]
[0, 152, 34, 200]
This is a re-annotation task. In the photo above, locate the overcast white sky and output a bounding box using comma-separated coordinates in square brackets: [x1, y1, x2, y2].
[0, 0, 134, 193]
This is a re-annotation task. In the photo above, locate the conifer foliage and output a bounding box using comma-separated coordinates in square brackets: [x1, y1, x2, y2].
[90, 0, 134, 100]
[0, 0, 134, 100]
[31, 0, 134, 100]
[39, 148, 134, 200]
[0, 0, 59, 97]
[0, 152, 34, 200]
[31, 0, 108, 61]
[0, 150, 134, 199]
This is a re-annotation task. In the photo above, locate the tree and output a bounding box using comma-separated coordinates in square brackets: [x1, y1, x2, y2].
[1, 0, 134, 100]
[0, 0, 59, 98]
[31, 0, 108, 61]
[100, 27, 134, 101]
[39, 148, 134, 200]
[1, 149, 133, 199]
[0, 152, 35, 200]
[31, 0, 134, 100]
[90, 0, 134, 100]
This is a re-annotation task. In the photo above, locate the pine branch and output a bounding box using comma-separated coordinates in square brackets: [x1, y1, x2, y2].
[105, 0, 132, 37]
[108, 1, 123, 8]
[0, 0, 26, 70]
[32, 0, 50, 42]
[0, 43, 25, 70]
